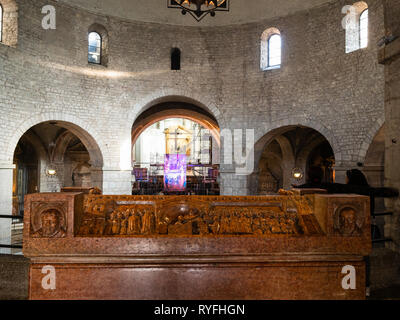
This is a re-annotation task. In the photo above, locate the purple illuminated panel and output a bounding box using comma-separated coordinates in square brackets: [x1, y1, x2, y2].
[164, 154, 187, 191]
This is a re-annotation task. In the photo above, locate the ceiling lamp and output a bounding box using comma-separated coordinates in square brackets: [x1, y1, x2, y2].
[292, 168, 304, 181]
[168, 0, 229, 22]
[45, 163, 58, 177]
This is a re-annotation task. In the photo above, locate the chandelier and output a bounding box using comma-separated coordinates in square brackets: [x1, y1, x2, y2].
[168, 0, 229, 22]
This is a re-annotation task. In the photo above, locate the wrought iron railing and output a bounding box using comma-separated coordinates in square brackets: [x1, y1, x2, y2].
[0, 215, 23, 250]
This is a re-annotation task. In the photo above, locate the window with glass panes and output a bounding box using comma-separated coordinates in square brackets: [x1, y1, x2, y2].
[359, 9, 368, 49]
[88, 32, 101, 64]
[268, 34, 281, 68]
[0, 5, 3, 42]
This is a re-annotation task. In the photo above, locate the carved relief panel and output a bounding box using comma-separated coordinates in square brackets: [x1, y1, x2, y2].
[76, 196, 316, 237]
[30, 202, 67, 238]
[326, 197, 369, 237]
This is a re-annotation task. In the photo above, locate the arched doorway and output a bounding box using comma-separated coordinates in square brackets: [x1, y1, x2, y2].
[12, 121, 104, 211]
[255, 126, 335, 194]
[131, 102, 220, 195]
[0, 119, 104, 253]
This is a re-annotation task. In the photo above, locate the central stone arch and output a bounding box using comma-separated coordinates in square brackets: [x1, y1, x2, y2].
[130, 93, 225, 129]
[131, 101, 221, 147]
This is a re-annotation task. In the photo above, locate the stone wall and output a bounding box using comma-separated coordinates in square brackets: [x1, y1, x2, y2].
[0, 0, 387, 242]
[379, 0, 400, 271]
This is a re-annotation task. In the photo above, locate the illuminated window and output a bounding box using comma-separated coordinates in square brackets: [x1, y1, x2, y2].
[261, 28, 281, 70]
[268, 34, 281, 68]
[345, 2, 368, 53]
[0, 4, 3, 42]
[88, 32, 101, 64]
[359, 9, 368, 49]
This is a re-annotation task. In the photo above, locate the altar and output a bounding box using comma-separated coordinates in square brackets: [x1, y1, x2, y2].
[23, 191, 371, 300]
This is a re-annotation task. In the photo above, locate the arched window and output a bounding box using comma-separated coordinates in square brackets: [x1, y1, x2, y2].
[0, 0, 17, 46]
[359, 9, 368, 49]
[344, 1, 368, 53]
[261, 28, 281, 70]
[0, 4, 3, 42]
[171, 48, 181, 70]
[88, 32, 101, 64]
[268, 34, 281, 68]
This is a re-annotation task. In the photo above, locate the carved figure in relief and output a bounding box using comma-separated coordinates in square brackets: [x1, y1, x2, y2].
[279, 218, 290, 233]
[239, 214, 252, 234]
[110, 212, 120, 235]
[104, 214, 113, 235]
[157, 217, 169, 234]
[219, 213, 230, 234]
[198, 219, 209, 235]
[94, 218, 105, 235]
[338, 207, 360, 236]
[209, 214, 220, 234]
[333, 205, 364, 236]
[127, 210, 136, 234]
[141, 210, 155, 234]
[168, 215, 193, 235]
[32, 209, 66, 238]
[252, 213, 263, 235]
[263, 217, 272, 234]
[120, 210, 129, 235]
[270, 219, 282, 234]
[79, 219, 91, 235]
[89, 187, 102, 195]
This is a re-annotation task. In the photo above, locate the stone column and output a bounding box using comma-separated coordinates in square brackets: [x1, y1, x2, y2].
[39, 161, 65, 192]
[0, 163, 14, 254]
[90, 166, 104, 190]
[334, 166, 350, 184]
[219, 165, 250, 196]
[102, 167, 133, 195]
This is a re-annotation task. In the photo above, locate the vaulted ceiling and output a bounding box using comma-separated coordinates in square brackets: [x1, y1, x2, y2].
[60, 0, 334, 26]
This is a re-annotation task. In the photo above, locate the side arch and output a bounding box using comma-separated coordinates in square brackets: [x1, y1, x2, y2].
[5, 112, 106, 170]
[358, 118, 385, 163]
[251, 125, 336, 194]
[252, 117, 341, 171]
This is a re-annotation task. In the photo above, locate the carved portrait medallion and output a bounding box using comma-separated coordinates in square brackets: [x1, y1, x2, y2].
[31, 202, 67, 238]
[333, 205, 364, 236]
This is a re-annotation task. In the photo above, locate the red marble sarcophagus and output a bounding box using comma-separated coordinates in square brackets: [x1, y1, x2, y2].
[23, 192, 371, 300]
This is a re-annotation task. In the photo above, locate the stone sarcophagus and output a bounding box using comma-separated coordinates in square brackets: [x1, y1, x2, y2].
[23, 192, 371, 300]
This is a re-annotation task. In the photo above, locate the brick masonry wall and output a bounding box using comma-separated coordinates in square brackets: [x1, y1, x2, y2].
[0, 0, 386, 195]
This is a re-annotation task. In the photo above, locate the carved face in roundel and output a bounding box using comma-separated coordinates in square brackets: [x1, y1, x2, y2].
[339, 207, 357, 235]
[40, 209, 60, 237]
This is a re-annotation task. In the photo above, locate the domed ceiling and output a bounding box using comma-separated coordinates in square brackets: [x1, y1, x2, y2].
[60, 0, 333, 26]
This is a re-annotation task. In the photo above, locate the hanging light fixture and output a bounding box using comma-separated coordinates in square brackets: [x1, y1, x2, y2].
[292, 168, 304, 181]
[45, 163, 58, 177]
[168, 0, 229, 22]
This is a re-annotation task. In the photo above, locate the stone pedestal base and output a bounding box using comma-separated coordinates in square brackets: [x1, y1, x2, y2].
[29, 258, 365, 300]
[24, 193, 371, 300]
